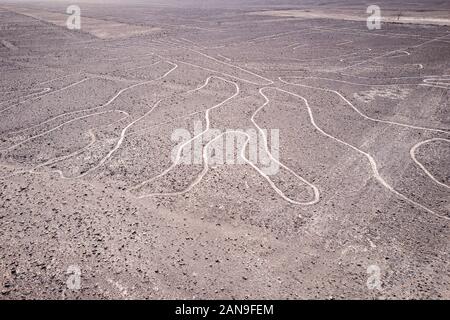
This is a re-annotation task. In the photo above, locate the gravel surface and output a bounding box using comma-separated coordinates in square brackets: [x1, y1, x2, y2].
[0, 0, 449, 299]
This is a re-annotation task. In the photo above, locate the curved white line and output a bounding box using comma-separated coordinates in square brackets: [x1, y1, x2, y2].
[0, 78, 91, 114]
[153, 41, 273, 85]
[129, 76, 239, 137]
[410, 138, 450, 189]
[273, 86, 448, 221]
[0, 110, 129, 152]
[30, 130, 98, 176]
[186, 48, 274, 85]
[133, 129, 317, 204]
[284, 75, 448, 91]
[0, 74, 81, 106]
[129, 76, 240, 192]
[133, 131, 233, 198]
[254, 87, 320, 205]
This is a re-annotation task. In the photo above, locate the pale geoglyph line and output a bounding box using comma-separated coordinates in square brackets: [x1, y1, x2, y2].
[3, 102, 157, 181]
[0, 53, 154, 117]
[129, 76, 240, 193]
[155, 40, 274, 85]
[178, 37, 199, 46]
[179, 61, 272, 86]
[290, 24, 440, 42]
[67, 75, 234, 183]
[199, 27, 324, 50]
[129, 77, 233, 137]
[339, 33, 450, 71]
[0, 108, 127, 181]
[314, 26, 450, 44]
[336, 40, 353, 46]
[26, 112, 130, 180]
[420, 83, 450, 90]
[339, 73, 450, 81]
[274, 85, 448, 220]
[2, 62, 181, 181]
[410, 138, 450, 189]
[0, 62, 178, 152]
[280, 76, 450, 192]
[292, 51, 361, 62]
[292, 44, 307, 50]
[0, 88, 51, 106]
[133, 130, 303, 201]
[154, 38, 274, 85]
[185, 76, 215, 94]
[133, 131, 234, 198]
[36, 72, 82, 86]
[254, 87, 320, 205]
[386, 50, 411, 57]
[128, 72, 255, 137]
[235, 131, 317, 205]
[283, 75, 450, 91]
[29, 130, 98, 177]
[5, 85, 133, 137]
[2, 34, 447, 216]
[56, 62, 180, 179]
[249, 30, 301, 43]
[118, 60, 161, 73]
[75, 100, 163, 179]
[3, 61, 167, 137]
[0, 78, 91, 114]
[217, 54, 232, 62]
[0, 110, 128, 180]
[132, 80, 319, 205]
[422, 77, 450, 88]
[5, 64, 158, 137]
[186, 48, 274, 85]
[0, 74, 79, 107]
[284, 76, 421, 87]
[0, 110, 129, 152]
[128, 109, 204, 137]
[284, 42, 303, 49]
[279, 77, 450, 134]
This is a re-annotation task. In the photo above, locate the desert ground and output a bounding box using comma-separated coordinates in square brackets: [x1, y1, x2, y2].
[0, 0, 449, 299]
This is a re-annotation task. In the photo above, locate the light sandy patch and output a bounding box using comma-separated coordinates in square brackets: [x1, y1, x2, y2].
[249, 9, 450, 26]
[1, 6, 161, 39]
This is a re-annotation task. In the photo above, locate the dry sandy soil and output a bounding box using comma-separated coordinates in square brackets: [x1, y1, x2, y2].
[0, 0, 449, 299]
